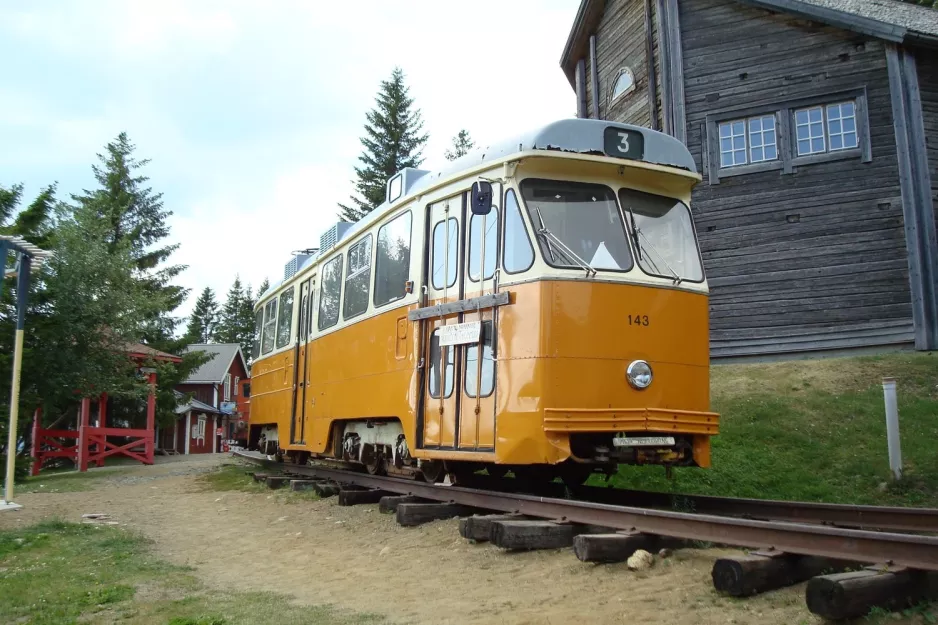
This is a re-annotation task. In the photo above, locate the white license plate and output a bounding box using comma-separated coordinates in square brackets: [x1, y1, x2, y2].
[612, 436, 675, 448]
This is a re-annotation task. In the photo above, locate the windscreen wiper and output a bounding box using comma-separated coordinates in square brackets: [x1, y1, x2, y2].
[637, 228, 683, 285]
[534, 207, 597, 278]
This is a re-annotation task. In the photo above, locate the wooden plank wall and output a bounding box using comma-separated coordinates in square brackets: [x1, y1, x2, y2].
[679, 0, 914, 358]
[593, 0, 651, 126]
[918, 51, 938, 235]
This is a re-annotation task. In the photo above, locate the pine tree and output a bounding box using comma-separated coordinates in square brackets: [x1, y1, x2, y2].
[337, 67, 429, 222]
[70, 132, 187, 347]
[444, 129, 476, 161]
[185, 287, 219, 344]
[216, 276, 257, 356]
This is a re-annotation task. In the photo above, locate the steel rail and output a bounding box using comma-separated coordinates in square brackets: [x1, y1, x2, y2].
[234, 452, 938, 571]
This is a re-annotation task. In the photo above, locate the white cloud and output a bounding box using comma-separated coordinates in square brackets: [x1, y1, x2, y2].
[0, 0, 580, 322]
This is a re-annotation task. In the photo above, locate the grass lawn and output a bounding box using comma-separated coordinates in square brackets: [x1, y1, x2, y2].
[598, 351, 938, 507]
[0, 520, 385, 625]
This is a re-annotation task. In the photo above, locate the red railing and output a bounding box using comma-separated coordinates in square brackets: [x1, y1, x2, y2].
[30, 407, 80, 476]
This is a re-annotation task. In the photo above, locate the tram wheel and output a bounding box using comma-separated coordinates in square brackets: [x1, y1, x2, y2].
[419, 460, 445, 483]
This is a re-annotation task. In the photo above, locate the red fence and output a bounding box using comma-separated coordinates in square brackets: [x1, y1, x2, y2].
[30, 408, 79, 476]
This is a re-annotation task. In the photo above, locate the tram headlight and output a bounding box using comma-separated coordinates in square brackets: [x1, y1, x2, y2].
[626, 360, 653, 389]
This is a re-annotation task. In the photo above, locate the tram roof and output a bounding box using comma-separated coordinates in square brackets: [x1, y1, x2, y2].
[261, 118, 695, 300]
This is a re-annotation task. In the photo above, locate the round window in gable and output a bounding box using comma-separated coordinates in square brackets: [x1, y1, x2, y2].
[611, 67, 635, 102]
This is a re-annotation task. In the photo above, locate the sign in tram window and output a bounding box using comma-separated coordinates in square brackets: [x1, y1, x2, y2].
[603, 126, 645, 160]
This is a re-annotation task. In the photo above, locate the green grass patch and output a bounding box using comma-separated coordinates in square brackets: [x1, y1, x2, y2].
[195, 462, 268, 493]
[17, 470, 113, 494]
[0, 520, 385, 625]
[596, 352, 938, 507]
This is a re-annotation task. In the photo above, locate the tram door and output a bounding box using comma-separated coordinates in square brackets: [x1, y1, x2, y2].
[290, 276, 314, 445]
[458, 184, 499, 450]
[420, 186, 499, 451]
[421, 194, 462, 448]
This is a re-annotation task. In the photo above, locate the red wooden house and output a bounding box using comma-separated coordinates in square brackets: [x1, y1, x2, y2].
[161, 343, 250, 454]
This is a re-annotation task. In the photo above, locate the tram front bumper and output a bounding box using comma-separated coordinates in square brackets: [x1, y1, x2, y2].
[543, 407, 719, 468]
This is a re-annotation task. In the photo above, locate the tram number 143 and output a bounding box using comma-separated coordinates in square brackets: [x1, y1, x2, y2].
[627, 314, 650, 326]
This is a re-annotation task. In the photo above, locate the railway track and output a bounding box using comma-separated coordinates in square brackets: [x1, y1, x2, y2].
[233, 451, 938, 620]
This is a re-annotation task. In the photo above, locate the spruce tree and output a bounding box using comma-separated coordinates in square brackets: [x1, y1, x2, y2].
[338, 67, 429, 222]
[70, 132, 187, 348]
[185, 287, 219, 344]
[216, 276, 257, 355]
[444, 129, 476, 161]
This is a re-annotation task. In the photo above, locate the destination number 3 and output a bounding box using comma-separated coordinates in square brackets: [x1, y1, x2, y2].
[627, 314, 650, 326]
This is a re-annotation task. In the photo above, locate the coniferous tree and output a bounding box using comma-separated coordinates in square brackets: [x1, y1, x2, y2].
[338, 67, 429, 222]
[185, 287, 219, 344]
[216, 276, 257, 356]
[257, 278, 270, 299]
[70, 132, 188, 348]
[444, 129, 476, 161]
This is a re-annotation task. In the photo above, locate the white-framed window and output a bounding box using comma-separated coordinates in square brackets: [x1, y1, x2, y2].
[794, 101, 858, 156]
[233, 376, 240, 397]
[795, 106, 826, 155]
[196, 416, 206, 439]
[705, 89, 870, 185]
[223, 373, 231, 401]
[719, 114, 778, 168]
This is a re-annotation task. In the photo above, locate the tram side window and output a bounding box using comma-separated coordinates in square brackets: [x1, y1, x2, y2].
[503, 189, 535, 273]
[468, 208, 498, 282]
[261, 298, 277, 355]
[275, 287, 295, 349]
[252, 309, 263, 360]
[428, 330, 455, 398]
[374, 211, 413, 307]
[431, 217, 458, 289]
[465, 321, 495, 398]
[343, 235, 372, 320]
[318, 255, 343, 331]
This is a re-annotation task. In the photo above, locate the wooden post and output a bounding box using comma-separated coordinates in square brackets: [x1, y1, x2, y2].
[30, 406, 41, 477]
[145, 371, 156, 464]
[78, 397, 91, 472]
[573, 532, 659, 563]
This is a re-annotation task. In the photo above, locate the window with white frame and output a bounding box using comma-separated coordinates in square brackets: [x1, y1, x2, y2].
[795, 102, 858, 156]
[197, 416, 206, 439]
[223, 373, 231, 401]
[706, 90, 870, 185]
[233, 376, 239, 397]
[719, 114, 778, 168]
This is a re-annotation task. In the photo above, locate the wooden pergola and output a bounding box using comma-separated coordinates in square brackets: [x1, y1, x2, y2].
[31, 342, 181, 474]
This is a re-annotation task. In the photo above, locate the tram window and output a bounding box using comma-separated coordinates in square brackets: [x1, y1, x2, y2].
[252, 309, 263, 360]
[432, 218, 458, 289]
[465, 321, 495, 398]
[521, 179, 633, 272]
[374, 211, 413, 307]
[468, 209, 498, 282]
[343, 235, 373, 320]
[318, 255, 343, 330]
[428, 330, 454, 399]
[503, 189, 535, 273]
[261, 298, 277, 355]
[275, 287, 295, 349]
[618, 188, 704, 282]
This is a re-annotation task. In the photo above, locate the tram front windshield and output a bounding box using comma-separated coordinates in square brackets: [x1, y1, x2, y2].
[618, 188, 704, 282]
[520, 179, 633, 272]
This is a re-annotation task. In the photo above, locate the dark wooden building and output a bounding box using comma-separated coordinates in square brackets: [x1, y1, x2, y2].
[560, 0, 938, 359]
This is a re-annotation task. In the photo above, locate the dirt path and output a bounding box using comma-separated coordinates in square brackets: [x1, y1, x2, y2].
[0, 456, 820, 625]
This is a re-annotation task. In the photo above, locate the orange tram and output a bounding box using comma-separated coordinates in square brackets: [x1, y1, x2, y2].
[247, 118, 719, 486]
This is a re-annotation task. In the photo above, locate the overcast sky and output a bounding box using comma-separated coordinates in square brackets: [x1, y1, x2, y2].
[1, 1, 579, 320]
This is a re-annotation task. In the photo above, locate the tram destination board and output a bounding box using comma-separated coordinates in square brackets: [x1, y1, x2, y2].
[603, 126, 644, 160]
[439, 321, 481, 347]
